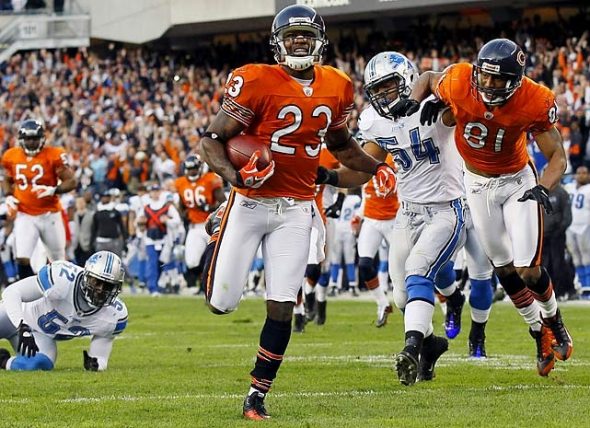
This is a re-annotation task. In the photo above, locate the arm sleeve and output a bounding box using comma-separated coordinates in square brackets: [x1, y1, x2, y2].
[88, 336, 115, 371]
[1, 275, 45, 328]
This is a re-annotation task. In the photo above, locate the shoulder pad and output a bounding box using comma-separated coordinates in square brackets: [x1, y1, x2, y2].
[358, 106, 378, 133]
[321, 65, 352, 84]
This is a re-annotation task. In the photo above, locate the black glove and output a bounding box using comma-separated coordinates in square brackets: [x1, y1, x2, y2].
[389, 98, 420, 119]
[315, 166, 339, 186]
[420, 99, 447, 126]
[324, 192, 346, 219]
[17, 321, 39, 358]
[518, 184, 553, 214]
[83, 350, 99, 371]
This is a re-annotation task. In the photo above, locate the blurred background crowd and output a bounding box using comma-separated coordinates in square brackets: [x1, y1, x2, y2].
[0, 6, 588, 298]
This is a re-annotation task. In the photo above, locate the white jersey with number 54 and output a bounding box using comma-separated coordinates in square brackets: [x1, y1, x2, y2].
[358, 103, 463, 204]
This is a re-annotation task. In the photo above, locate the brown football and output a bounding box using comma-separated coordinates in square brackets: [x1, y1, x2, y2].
[225, 134, 272, 170]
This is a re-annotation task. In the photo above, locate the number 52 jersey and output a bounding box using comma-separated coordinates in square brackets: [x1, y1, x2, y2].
[358, 103, 464, 204]
[23, 261, 128, 340]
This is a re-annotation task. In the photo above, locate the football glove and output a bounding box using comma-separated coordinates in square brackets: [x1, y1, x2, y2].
[5, 195, 19, 215]
[83, 350, 99, 371]
[236, 151, 275, 189]
[32, 185, 56, 198]
[17, 321, 39, 358]
[518, 185, 553, 214]
[315, 166, 339, 186]
[420, 99, 447, 126]
[324, 192, 345, 218]
[374, 163, 396, 198]
[389, 98, 420, 119]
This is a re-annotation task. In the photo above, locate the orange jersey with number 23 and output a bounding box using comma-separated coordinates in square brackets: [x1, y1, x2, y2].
[436, 63, 558, 175]
[222, 64, 354, 200]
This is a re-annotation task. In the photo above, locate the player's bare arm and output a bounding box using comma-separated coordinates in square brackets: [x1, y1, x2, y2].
[535, 127, 567, 190]
[2, 174, 14, 196]
[199, 110, 245, 187]
[409, 71, 445, 102]
[325, 127, 381, 174]
[332, 141, 387, 188]
[391, 71, 445, 118]
[56, 166, 77, 194]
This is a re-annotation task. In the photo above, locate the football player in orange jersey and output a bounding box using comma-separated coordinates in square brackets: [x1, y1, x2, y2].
[392, 38, 572, 376]
[1, 119, 77, 280]
[175, 155, 225, 293]
[199, 5, 395, 420]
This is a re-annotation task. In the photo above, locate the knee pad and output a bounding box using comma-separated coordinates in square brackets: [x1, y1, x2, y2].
[358, 257, 376, 281]
[378, 260, 388, 273]
[305, 264, 321, 283]
[406, 275, 435, 304]
[435, 261, 455, 291]
[10, 353, 54, 371]
[469, 278, 493, 310]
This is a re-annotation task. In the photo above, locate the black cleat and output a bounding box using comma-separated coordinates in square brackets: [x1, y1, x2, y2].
[293, 314, 305, 333]
[242, 391, 270, 420]
[418, 335, 449, 381]
[395, 350, 419, 386]
[0, 348, 10, 370]
[469, 338, 487, 359]
[541, 309, 573, 361]
[444, 292, 465, 339]
[315, 301, 327, 325]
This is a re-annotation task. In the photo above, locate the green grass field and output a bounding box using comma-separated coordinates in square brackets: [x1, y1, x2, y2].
[0, 295, 589, 428]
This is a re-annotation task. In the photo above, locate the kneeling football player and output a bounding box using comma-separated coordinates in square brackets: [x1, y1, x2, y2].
[0, 251, 128, 371]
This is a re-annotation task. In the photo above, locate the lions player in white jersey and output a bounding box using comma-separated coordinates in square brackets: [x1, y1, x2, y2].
[319, 52, 466, 385]
[564, 166, 590, 294]
[329, 190, 362, 295]
[0, 251, 127, 371]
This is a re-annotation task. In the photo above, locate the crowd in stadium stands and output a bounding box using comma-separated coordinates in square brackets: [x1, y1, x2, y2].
[0, 12, 589, 293]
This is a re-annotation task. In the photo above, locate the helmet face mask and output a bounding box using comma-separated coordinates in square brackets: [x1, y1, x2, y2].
[471, 38, 525, 106]
[82, 251, 124, 308]
[18, 119, 45, 156]
[270, 5, 327, 71]
[364, 52, 418, 119]
[82, 274, 122, 307]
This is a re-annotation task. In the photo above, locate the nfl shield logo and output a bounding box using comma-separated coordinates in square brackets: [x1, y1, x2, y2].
[303, 86, 313, 97]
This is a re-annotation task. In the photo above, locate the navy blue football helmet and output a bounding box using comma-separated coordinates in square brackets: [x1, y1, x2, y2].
[471, 38, 526, 106]
[184, 154, 205, 181]
[18, 119, 45, 156]
[270, 5, 327, 71]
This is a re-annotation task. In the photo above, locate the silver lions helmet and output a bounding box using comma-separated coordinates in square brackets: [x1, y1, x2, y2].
[82, 251, 124, 307]
[364, 52, 419, 119]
